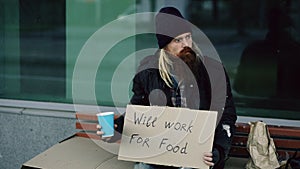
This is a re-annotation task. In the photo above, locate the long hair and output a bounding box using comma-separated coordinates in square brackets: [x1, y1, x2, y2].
[158, 42, 204, 88]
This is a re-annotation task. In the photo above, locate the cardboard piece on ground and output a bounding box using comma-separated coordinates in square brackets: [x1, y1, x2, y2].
[118, 105, 217, 169]
[22, 136, 134, 169]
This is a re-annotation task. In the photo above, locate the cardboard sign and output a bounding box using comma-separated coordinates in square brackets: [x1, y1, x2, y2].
[118, 105, 217, 169]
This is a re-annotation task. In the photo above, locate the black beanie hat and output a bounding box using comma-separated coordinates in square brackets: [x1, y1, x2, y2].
[155, 7, 192, 49]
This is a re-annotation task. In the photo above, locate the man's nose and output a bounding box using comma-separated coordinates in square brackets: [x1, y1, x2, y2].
[182, 39, 189, 47]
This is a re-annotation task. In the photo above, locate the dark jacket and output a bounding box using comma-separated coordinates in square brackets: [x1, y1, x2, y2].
[116, 52, 237, 169]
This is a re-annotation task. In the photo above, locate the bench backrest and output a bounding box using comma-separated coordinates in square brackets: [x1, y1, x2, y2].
[230, 122, 300, 158]
[75, 113, 120, 140]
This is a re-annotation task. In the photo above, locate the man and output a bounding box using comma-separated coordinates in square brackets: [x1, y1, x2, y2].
[98, 7, 237, 169]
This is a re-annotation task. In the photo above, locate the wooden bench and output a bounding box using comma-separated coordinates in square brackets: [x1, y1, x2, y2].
[229, 122, 300, 159]
[75, 113, 300, 159]
[75, 113, 118, 140]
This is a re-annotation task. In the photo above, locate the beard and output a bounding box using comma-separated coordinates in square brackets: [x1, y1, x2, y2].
[177, 46, 200, 78]
[177, 46, 197, 65]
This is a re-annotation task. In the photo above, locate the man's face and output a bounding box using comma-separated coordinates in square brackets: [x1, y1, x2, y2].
[165, 32, 193, 56]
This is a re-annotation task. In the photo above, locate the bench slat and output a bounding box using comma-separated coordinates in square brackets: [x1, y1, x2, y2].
[229, 146, 300, 158]
[76, 113, 120, 121]
[232, 135, 300, 149]
[76, 113, 98, 121]
[76, 122, 97, 131]
[235, 123, 300, 138]
[269, 127, 300, 138]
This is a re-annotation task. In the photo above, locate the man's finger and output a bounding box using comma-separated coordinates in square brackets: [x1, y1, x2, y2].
[96, 131, 104, 136]
[203, 156, 213, 162]
[203, 160, 214, 167]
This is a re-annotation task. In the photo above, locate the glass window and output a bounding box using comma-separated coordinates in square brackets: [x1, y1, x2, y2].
[187, 0, 300, 119]
[1, 0, 300, 120]
[1, 0, 66, 101]
[1, 0, 136, 105]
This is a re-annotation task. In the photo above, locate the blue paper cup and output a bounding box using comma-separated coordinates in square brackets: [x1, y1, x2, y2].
[97, 112, 114, 138]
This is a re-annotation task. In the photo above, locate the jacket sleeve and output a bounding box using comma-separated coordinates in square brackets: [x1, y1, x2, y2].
[114, 71, 150, 134]
[130, 71, 150, 106]
[220, 70, 237, 126]
[213, 70, 237, 167]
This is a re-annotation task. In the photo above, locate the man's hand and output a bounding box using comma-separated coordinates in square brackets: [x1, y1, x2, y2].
[96, 124, 120, 143]
[203, 152, 215, 167]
